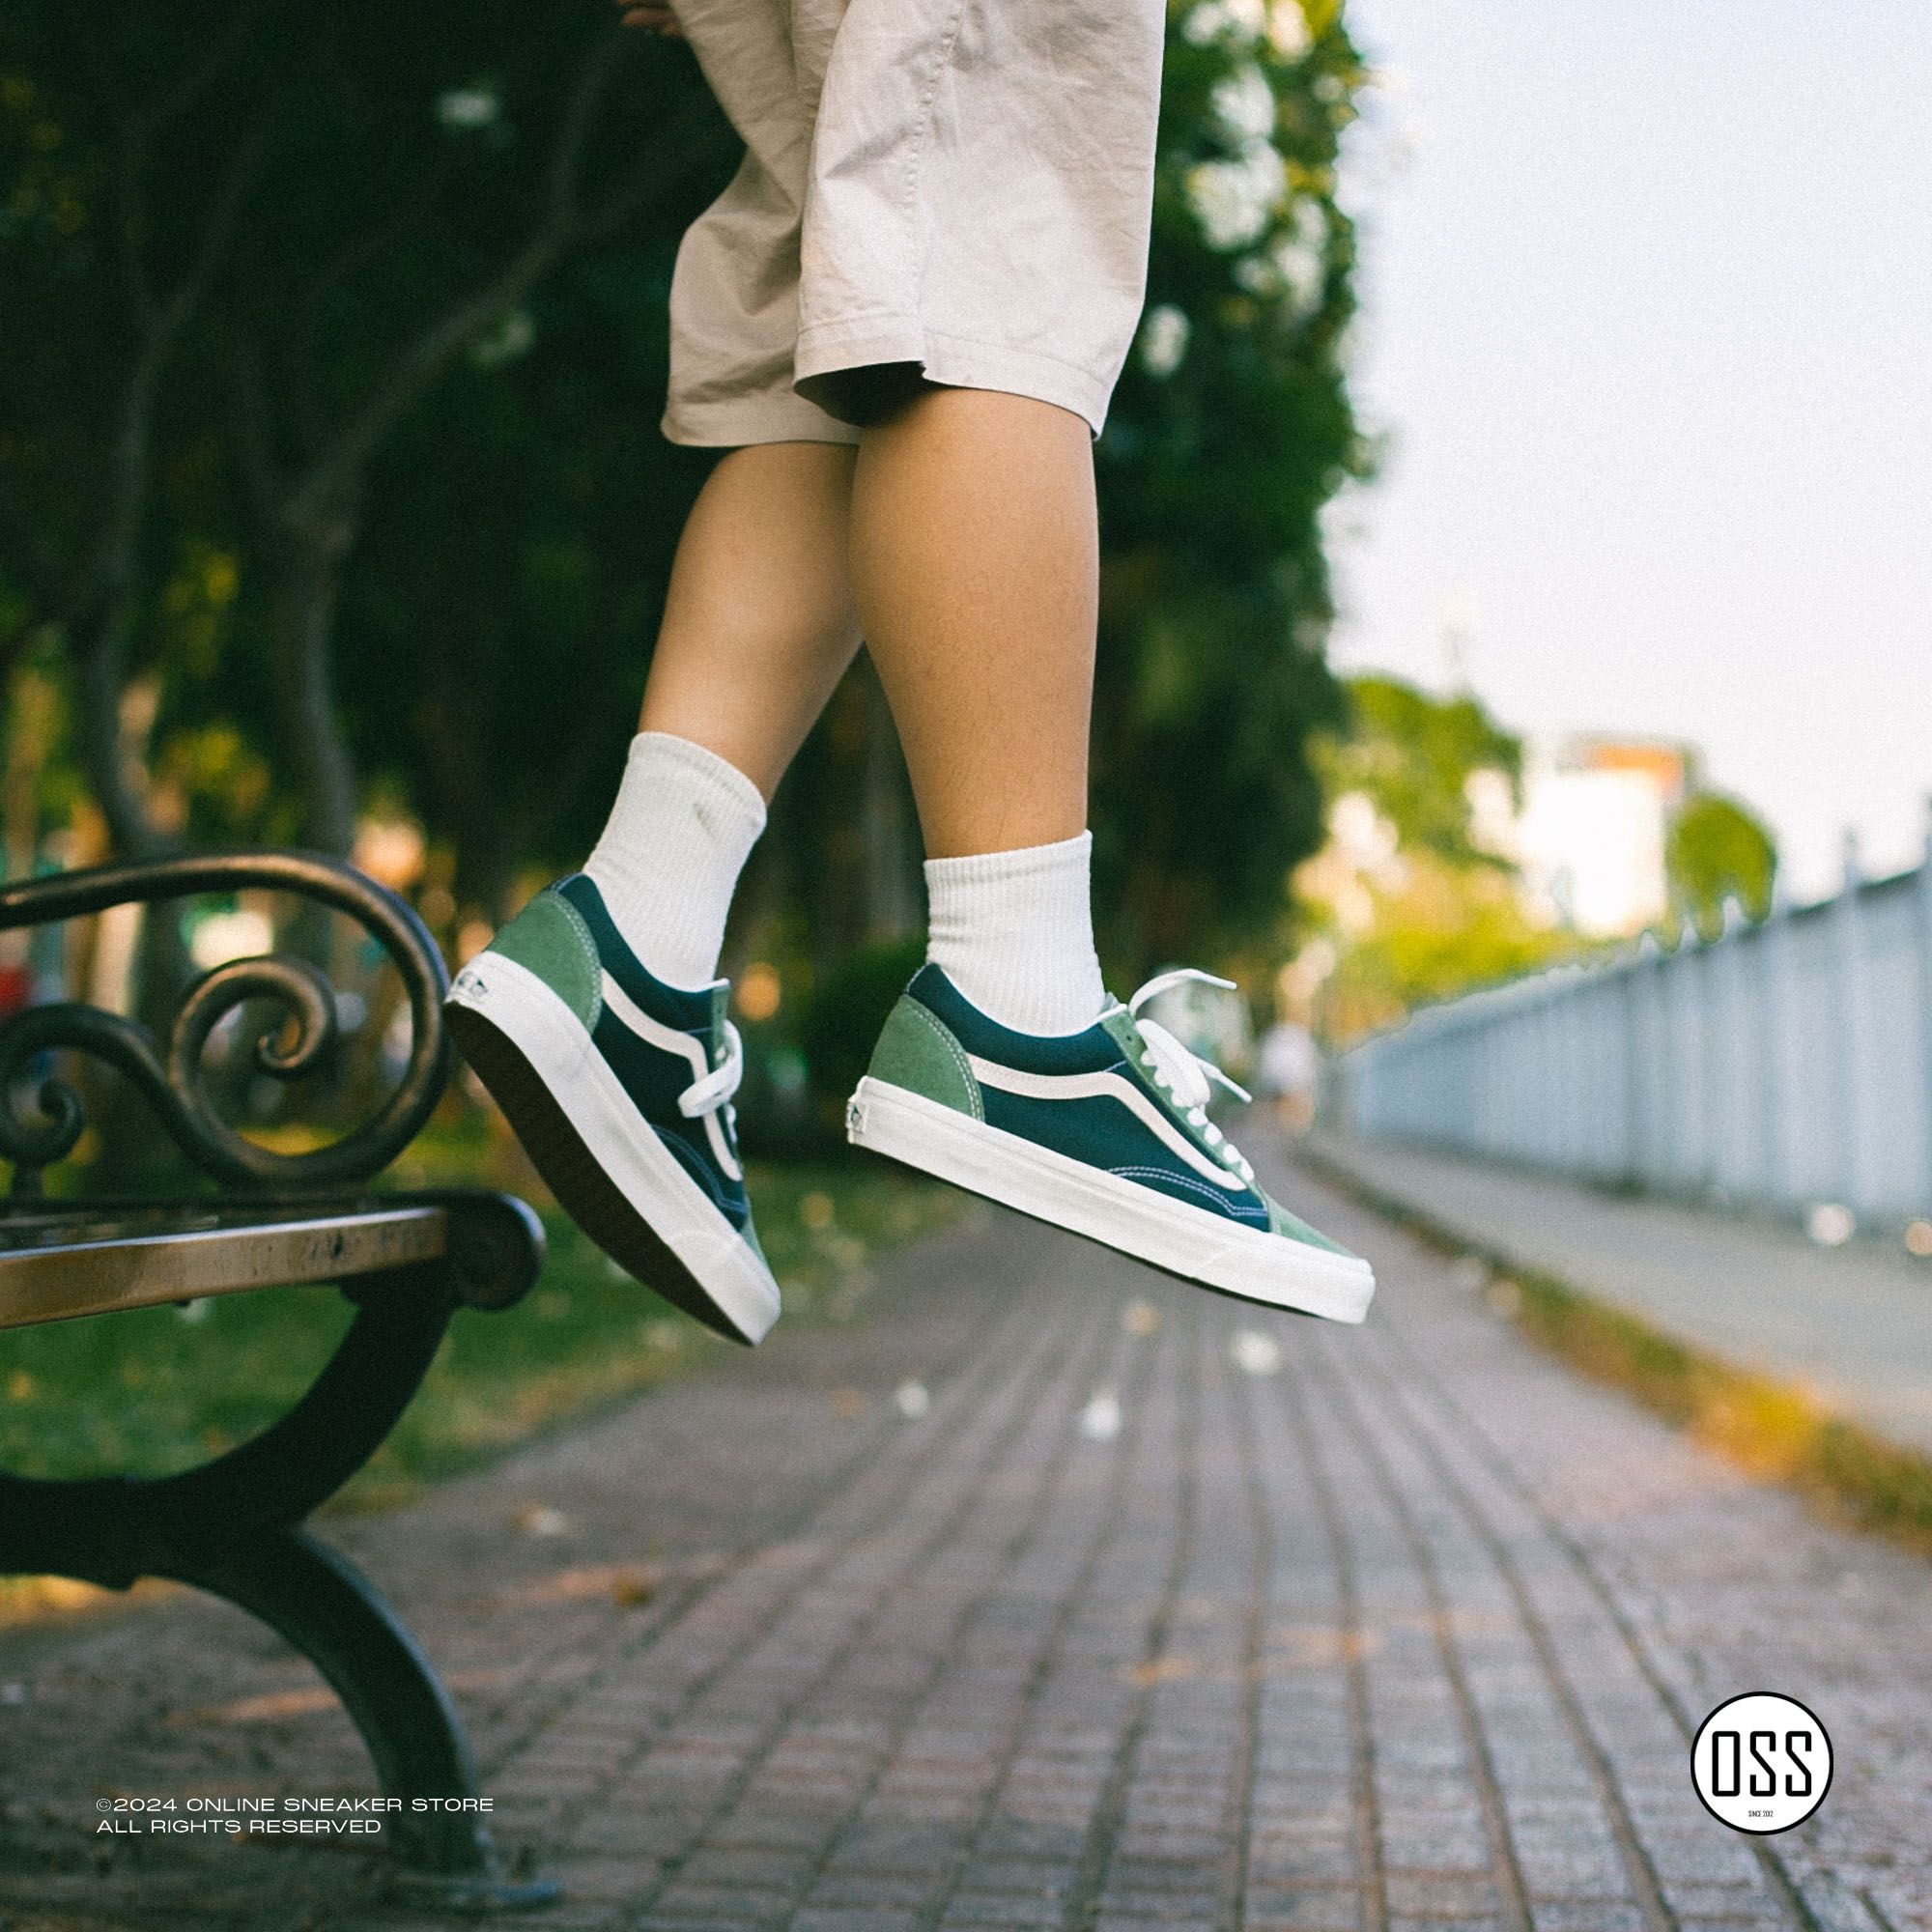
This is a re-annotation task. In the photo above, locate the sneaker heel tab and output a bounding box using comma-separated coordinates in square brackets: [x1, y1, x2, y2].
[487, 889, 602, 1028]
[867, 994, 982, 1121]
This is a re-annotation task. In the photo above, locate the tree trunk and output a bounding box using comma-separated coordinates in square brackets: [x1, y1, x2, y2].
[271, 517, 360, 860]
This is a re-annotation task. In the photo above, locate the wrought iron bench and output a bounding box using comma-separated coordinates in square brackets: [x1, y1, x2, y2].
[0, 852, 556, 1911]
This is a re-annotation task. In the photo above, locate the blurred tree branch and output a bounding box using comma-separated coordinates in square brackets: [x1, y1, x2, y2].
[216, 33, 714, 856]
[3, 3, 721, 866]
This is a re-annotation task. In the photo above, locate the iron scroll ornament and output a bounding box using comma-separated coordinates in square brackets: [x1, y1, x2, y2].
[0, 850, 451, 1193]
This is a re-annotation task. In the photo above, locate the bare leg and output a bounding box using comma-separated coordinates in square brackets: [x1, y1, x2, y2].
[639, 440, 863, 799]
[850, 389, 1097, 859]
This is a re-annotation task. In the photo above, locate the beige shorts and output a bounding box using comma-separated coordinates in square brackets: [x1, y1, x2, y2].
[662, 0, 1165, 446]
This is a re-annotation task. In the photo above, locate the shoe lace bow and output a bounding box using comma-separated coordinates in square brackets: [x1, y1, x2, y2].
[677, 1018, 745, 1134]
[1124, 968, 1256, 1185]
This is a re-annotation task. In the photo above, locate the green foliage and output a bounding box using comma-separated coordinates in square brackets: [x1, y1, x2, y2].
[1318, 673, 1522, 864]
[1296, 674, 1578, 1040]
[1313, 852, 1577, 1042]
[1667, 790, 1777, 935]
[797, 934, 928, 1144]
[2, 0, 733, 869]
[0, 1163, 956, 1498]
[2, 0, 1367, 987]
[1093, 0, 1370, 978]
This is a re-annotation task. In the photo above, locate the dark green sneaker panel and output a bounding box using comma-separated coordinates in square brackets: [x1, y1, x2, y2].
[1098, 1006, 1254, 1180]
[846, 962, 1377, 1322]
[889, 968, 1268, 1231]
[905, 963, 1121, 1076]
[589, 1009, 752, 1232]
[868, 996, 983, 1119]
[447, 873, 780, 1343]
[489, 891, 601, 1027]
[978, 1087, 1268, 1226]
[481, 871, 754, 1237]
[555, 873, 717, 1031]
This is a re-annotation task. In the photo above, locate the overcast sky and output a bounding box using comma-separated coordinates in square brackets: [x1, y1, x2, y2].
[1326, 0, 1932, 898]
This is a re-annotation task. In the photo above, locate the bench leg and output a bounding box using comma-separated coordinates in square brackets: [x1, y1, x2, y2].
[157, 1525, 559, 1913]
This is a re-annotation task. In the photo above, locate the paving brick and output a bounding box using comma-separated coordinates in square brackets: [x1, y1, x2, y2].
[941, 1891, 1065, 1926]
[1527, 1906, 1647, 1932]
[2, 1171, 1924, 1930]
[1384, 1870, 1509, 1918]
[1242, 1884, 1368, 1930]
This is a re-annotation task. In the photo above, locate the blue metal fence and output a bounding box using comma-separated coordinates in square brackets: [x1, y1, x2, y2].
[1336, 806, 1932, 1231]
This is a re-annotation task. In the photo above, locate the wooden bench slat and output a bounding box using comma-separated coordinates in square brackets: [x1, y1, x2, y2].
[0, 1204, 449, 1330]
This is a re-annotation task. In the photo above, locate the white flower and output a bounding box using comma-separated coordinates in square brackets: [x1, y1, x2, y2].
[1268, 0, 1312, 59]
[1234, 252, 1274, 295]
[436, 87, 500, 131]
[1182, 0, 1266, 49]
[1185, 140, 1287, 251]
[1139, 303, 1191, 378]
[1211, 64, 1277, 144]
[1271, 238, 1325, 313]
[1270, 199, 1327, 313]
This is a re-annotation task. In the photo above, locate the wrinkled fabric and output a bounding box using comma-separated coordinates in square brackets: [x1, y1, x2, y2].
[663, 0, 1165, 444]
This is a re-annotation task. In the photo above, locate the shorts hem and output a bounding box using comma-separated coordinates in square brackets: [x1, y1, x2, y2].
[661, 392, 864, 449]
[794, 318, 1112, 439]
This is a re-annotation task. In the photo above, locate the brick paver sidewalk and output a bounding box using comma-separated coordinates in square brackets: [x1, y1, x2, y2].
[4, 1151, 1929, 1932]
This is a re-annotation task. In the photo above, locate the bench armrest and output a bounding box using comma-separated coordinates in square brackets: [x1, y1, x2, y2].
[0, 849, 450, 1195]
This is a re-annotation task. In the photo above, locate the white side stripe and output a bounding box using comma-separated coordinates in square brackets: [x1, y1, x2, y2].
[963, 1058, 1243, 1191]
[600, 971, 742, 1182]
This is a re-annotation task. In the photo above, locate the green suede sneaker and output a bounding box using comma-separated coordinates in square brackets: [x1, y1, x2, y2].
[846, 965, 1375, 1322]
[445, 874, 780, 1346]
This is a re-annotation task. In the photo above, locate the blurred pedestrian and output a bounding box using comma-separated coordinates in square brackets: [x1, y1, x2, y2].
[1254, 1020, 1320, 1133]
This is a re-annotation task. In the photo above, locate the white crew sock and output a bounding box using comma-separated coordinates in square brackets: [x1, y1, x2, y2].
[582, 731, 766, 989]
[923, 831, 1108, 1036]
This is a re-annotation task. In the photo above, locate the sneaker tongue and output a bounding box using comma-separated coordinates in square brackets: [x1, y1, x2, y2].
[708, 983, 730, 1053]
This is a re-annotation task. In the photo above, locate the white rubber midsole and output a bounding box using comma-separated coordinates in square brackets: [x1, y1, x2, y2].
[847, 1077, 1374, 1323]
[448, 952, 780, 1343]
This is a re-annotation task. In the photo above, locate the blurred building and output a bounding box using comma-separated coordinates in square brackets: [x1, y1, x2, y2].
[1513, 736, 1696, 937]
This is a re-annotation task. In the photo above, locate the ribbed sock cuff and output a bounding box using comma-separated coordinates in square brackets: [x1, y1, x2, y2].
[924, 830, 1107, 1036]
[583, 731, 766, 989]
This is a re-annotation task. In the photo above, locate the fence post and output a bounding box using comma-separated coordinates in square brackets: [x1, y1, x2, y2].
[1759, 882, 1799, 1216]
[1636, 929, 1665, 1190]
[1677, 915, 1707, 1199]
[1832, 828, 1874, 1219]
[1919, 797, 1932, 1218]
[1712, 895, 1749, 1203]
[1616, 950, 1640, 1188]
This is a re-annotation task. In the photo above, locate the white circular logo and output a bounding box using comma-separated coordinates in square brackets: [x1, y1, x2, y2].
[1690, 1692, 1833, 1834]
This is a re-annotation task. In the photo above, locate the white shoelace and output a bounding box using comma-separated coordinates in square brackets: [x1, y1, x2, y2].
[1124, 969, 1256, 1185]
[677, 1019, 745, 1141]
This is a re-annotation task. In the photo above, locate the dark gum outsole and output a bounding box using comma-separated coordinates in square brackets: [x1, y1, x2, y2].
[447, 1000, 758, 1346]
